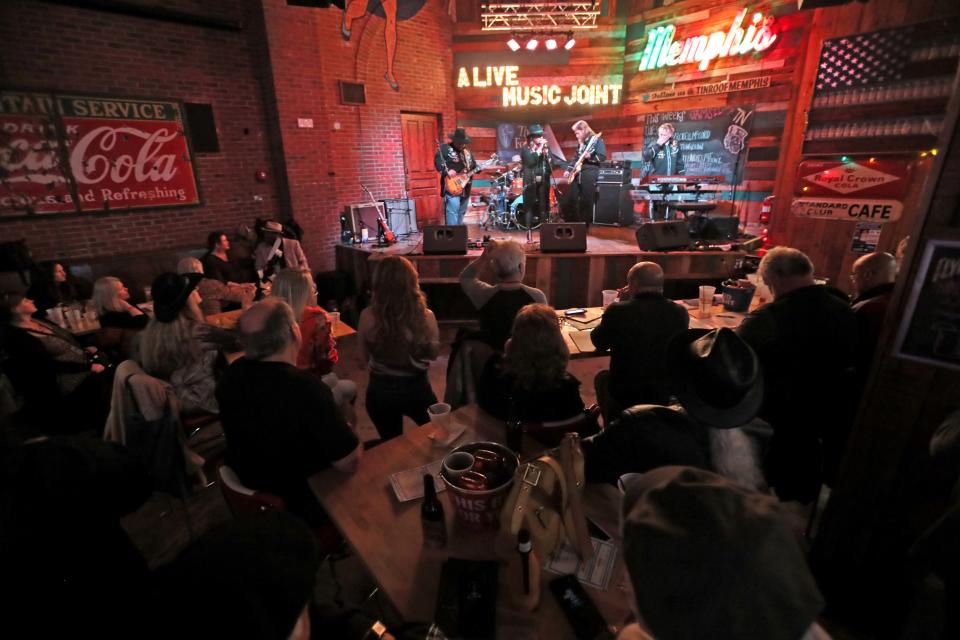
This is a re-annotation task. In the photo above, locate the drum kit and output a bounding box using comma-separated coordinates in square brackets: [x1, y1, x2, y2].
[478, 163, 558, 231]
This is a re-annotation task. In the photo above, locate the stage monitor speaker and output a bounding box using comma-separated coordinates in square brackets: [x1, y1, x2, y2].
[593, 183, 633, 226]
[540, 222, 587, 253]
[348, 203, 384, 238]
[636, 221, 690, 251]
[423, 225, 467, 255]
[687, 213, 740, 241]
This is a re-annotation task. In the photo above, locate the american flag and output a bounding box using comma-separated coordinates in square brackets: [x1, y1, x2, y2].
[815, 26, 915, 92]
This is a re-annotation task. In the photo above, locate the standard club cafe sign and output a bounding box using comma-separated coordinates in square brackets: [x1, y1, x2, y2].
[638, 8, 778, 73]
[456, 66, 623, 107]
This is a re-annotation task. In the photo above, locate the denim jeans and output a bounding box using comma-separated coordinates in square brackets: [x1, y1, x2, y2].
[365, 373, 438, 441]
[444, 193, 469, 225]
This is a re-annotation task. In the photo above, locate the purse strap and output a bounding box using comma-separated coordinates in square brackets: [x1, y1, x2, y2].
[560, 433, 593, 561]
[506, 456, 569, 558]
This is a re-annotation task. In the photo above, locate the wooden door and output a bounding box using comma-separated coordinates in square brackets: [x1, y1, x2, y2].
[401, 113, 442, 226]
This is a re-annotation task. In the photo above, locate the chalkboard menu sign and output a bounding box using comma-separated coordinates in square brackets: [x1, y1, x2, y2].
[641, 105, 754, 184]
[897, 239, 960, 371]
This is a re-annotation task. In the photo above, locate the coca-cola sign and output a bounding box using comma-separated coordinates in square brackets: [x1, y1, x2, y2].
[0, 90, 200, 217]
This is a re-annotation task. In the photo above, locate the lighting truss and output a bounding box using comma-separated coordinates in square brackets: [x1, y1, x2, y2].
[481, 2, 600, 32]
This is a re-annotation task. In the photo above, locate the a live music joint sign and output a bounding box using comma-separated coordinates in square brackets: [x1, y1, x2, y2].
[0, 90, 201, 217]
[790, 158, 912, 223]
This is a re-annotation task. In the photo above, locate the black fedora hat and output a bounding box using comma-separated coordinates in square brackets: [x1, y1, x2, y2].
[666, 328, 763, 428]
[152, 272, 202, 323]
[447, 127, 471, 144]
[526, 124, 545, 137]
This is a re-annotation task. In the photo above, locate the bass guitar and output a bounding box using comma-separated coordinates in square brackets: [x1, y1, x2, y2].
[436, 141, 498, 196]
[565, 132, 603, 185]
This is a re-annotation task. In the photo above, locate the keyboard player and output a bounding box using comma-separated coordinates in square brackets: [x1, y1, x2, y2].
[641, 123, 686, 220]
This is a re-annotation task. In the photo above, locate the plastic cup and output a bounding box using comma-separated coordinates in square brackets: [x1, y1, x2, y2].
[698, 285, 716, 318]
[328, 311, 340, 336]
[47, 306, 65, 327]
[143, 286, 152, 302]
[602, 289, 617, 309]
[442, 451, 475, 485]
[428, 402, 452, 439]
[66, 308, 82, 329]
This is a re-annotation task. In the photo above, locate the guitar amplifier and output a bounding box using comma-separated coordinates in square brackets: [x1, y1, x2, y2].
[540, 223, 587, 253]
[596, 162, 631, 184]
[422, 225, 468, 255]
[381, 198, 417, 235]
[636, 221, 690, 251]
[593, 183, 633, 226]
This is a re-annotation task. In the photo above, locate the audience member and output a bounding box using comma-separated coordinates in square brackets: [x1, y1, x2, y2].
[896, 235, 910, 272]
[137, 272, 220, 415]
[459, 239, 546, 351]
[737, 247, 858, 502]
[272, 268, 357, 424]
[590, 262, 689, 424]
[92, 276, 148, 329]
[850, 251, 897, 378]
[477, 303, 586, 427]
[357, 255, 440, 441]
[26, 260, 88, 318]
[254, 220, 310, 282]
[149, 511, 395, 640]
[217, 299, 361, 526]
[583, 328, 765, 491]
[1, 292, 112, 433]
[202, 230, 248, 284]
[618, 466, 829, 640]
[1, 429, 152, 636]
[177, 256, 255, 317]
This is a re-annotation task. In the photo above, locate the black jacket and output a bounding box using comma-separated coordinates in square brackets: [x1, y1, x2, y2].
[641, 138, 685, 177]
[434, 144, 475, 196]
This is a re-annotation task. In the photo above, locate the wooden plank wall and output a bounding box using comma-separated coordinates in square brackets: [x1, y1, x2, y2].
[769, 0, 960, 288]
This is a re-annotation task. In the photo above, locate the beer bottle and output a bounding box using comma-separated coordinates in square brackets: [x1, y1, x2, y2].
[421, 474, 447, 549]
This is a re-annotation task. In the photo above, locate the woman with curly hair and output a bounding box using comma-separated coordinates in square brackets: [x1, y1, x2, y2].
[272, 268, 357, 425]
[477, 303, 585, 424]
[357, 256, 440, 440]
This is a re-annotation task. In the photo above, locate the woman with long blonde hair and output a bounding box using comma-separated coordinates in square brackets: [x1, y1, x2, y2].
[357, 256, 440, 440]
[477, 303, 585, 427]
[272, 269, 357, 423]
[92, 276, 148, 329]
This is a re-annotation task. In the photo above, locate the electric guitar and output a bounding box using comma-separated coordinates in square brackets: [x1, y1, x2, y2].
[565, 132, 603, 184]
[436, 141, 498, 196]
[360, 183, 396, 243]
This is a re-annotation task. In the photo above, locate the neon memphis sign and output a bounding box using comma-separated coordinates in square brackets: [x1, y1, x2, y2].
[638, 8, 778, 73]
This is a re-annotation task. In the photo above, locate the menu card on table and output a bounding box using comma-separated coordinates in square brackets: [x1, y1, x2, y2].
[390, 459, 445, 502]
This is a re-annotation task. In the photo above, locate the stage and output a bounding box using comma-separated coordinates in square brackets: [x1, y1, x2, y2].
[335, 222, 744, 318]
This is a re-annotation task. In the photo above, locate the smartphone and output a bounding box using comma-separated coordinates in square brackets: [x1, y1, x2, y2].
[549, 574, 615, 640]
[565, 308, 587, 316]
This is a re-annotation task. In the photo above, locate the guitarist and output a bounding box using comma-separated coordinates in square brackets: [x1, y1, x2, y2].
[434, 127, 476, 225]
[562, 120, 606, 224]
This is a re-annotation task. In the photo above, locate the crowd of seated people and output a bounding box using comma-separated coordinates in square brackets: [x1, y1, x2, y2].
[25, 260, 90, 318]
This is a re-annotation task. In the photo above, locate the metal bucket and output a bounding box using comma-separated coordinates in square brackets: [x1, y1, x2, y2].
[440, 441, 519, 532]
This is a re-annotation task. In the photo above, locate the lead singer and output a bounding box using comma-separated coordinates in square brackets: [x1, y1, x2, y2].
[520, 124, 551, 228]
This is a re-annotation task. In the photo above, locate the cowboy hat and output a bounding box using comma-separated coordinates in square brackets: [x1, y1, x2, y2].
[621, 466, 824, 640]
[151, 272, 202, 323]
[447, 127, 471, 144]
[526, 124, 545, 137]
[666, 328, 763, 428]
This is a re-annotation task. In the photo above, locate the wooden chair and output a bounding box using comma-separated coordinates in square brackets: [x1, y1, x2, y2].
[217, 464, 286, 513]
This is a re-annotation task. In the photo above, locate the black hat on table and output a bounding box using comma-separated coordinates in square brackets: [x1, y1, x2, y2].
[151, 272, 202, 323]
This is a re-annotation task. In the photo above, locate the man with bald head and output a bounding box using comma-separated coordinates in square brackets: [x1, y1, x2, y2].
[216, 299, 361, 527]
[850, 251, 898, 378]
[590, 262, 689, 423]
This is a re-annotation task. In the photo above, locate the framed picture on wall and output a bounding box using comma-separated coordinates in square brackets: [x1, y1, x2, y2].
[895, 238, 960, 370]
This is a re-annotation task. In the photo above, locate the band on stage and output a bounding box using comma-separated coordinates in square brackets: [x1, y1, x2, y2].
[434, 119, 685, 226]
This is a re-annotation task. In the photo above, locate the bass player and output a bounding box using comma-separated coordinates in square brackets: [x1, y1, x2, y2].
[434, 127, 476, 225]
[562, 120, 606, 224]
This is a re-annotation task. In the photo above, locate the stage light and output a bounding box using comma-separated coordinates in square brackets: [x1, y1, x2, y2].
[564, 36, 576, 50]
[546, 38, 557, 50]
[507, 38, 520, 51]
[840, 155, 850, 162]
[526, 38, 539, 50]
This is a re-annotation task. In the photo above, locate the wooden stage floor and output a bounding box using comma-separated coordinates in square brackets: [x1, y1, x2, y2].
[335, 223, 744, 313]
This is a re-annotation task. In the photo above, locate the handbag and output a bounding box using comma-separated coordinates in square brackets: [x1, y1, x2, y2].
[500, 433, 593, 561]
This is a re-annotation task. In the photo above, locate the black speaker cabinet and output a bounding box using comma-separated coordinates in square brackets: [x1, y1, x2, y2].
[687, 213, 740, 241]
[636, 221, 690, 251]
[593, 183, 633, 226]
[540, 222, 587, 253]
[422, 225, 467, 255]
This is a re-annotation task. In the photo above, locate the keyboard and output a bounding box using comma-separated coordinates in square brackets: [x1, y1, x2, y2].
[640, 175, 724, 185]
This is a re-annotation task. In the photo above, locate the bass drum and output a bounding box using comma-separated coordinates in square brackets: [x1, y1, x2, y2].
[510, 195, 543, 231]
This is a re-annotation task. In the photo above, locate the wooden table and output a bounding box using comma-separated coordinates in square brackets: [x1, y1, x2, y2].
[310, 405, 630, 638]
[205, 308, 357, 338]
[559, 303, 750, 358]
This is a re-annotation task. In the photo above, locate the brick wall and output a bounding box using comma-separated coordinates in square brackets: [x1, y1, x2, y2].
[0, 0, 283, 262]
[260, 0, 456, 269]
